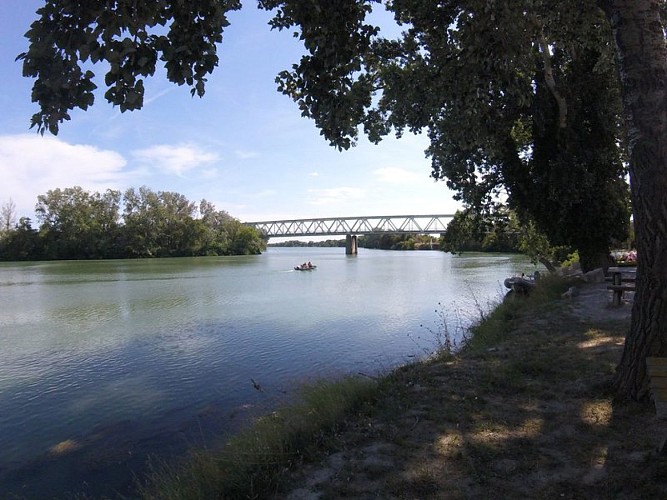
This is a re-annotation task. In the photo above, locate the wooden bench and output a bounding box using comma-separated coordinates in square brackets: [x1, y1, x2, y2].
[646, 357, 667, 454]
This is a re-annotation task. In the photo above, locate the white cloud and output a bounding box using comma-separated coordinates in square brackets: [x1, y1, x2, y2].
[235, 149, 260, 160]
[0, 134, 133, 218]
[200, 168, 220, 180]
[250, 189, 277, 199]
[373, 166, 424, 185]
[133, 143, 219, 176]
[307, 187, 365, 206]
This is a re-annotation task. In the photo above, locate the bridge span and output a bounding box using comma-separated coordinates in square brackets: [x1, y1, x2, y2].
[245, 214, 455, 255]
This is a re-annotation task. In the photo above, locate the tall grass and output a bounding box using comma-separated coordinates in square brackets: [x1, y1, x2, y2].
[464, 273, 570, 353]
[415, 284, 509, 359]
[140, 376, 377, 499]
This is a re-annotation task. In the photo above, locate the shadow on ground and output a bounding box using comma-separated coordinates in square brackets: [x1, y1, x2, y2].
[286, 282, 667, 499]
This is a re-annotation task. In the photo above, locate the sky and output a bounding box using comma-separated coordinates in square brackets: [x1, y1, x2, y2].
[0, 1, 462, 230]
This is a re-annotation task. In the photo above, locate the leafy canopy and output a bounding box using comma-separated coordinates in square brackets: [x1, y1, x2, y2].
[18, 0, 241, 135]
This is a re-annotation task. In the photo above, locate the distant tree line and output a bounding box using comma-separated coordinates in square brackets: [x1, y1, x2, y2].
[269, 233, 440, 250]
[359, 233, 439, 251]
[0, 186, 266, 261]
[269, 239, 346, 248]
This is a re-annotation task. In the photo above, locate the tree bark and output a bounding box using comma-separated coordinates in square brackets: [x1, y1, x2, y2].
[600, 0, 667, 400]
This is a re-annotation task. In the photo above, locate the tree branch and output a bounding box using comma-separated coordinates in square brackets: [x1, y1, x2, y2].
[539, 36, 568, 128]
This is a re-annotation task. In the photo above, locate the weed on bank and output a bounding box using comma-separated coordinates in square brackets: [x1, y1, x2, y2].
[139, 376, 378, 499]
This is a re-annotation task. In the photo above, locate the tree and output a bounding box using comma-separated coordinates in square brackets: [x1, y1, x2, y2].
[122, 186, 199, 257]
[440, 208, 525, 254]
[268, 1, 662, 400]
[1, 198, 17, 234]
[266, 0, 630, 271]
[0, 217, 43, 261]
[35, 186, 122, 259]
[198, 199, 235, 255]
[121, 187, 265, 256]
[597, 1, 667, 399]
[224, 219, 265, 255]
[440, 209, 490, 254]
[17, 1, 665, 398]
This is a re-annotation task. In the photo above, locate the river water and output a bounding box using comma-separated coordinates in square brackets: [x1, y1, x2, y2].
[0, 248, 531, 498]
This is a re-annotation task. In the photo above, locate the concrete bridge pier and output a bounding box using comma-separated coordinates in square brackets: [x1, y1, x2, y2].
[345, 234, 358, 255]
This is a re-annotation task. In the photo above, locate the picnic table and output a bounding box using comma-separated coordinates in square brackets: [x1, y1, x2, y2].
[606, 266, 636, 306]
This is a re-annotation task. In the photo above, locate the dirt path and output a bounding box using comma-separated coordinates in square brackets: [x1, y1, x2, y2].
[284, 282, 667, 499]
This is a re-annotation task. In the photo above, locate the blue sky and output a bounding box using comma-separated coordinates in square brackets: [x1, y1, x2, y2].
[0, 1, 461, 227]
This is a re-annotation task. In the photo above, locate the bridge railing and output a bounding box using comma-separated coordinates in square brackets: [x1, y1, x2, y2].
[245, 214, 454, 238]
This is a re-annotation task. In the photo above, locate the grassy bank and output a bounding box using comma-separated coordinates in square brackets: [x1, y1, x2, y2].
[140, 376, 379, 499]
[142, 276, 667, 498]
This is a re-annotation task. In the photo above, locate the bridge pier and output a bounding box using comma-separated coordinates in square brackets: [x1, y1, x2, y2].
[345, 234, 358, 255]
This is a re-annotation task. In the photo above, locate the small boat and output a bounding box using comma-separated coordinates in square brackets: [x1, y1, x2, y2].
[294, 264, 317, 271]
[504, 275, 537, 294]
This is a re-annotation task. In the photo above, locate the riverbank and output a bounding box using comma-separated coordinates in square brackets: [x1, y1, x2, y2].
[144, 277, 667, 498]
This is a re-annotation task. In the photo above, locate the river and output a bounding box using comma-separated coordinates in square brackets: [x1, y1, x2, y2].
[0, 248, 532, 498]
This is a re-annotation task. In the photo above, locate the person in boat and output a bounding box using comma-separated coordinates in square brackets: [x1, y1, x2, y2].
[307, 261, 313, 269]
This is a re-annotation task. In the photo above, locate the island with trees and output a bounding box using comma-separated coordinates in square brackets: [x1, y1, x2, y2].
[0, 186, 266, 261]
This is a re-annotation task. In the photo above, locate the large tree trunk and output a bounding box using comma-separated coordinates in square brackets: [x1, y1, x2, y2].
[600, 0, 667, 400]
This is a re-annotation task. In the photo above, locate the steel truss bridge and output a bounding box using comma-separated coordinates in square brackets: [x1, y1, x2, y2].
[245, 214, 455, 254]
[246, 214, 454, 238]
